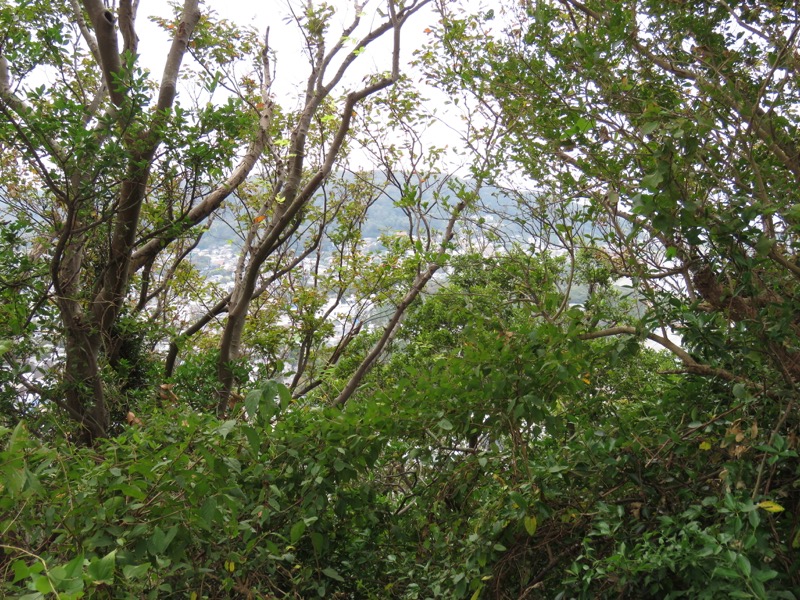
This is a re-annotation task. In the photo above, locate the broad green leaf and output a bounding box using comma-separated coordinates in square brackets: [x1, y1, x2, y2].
[732, 383, 747, 399]
[641, 171, 663, 190]
[122, 564, 150, 580]
[290, 520, 306, 543]
[87, 549, 116, 585]
[311, 532, 325, 554]
[244, 388, 261, 420]
[112, 483, 146, 500]
[11, 559, 30, 583]
[736, 554, 751, 577]
[322, 567, 344, 582]
[640, 121, 659, 135]
[509, 491, 527, 510]
[277, 383, 293, 410]
[149, 525, 179, 554]
[215, 420, 237, 438]
[33, 573, 53, 593]
[712, 566, 739, 579]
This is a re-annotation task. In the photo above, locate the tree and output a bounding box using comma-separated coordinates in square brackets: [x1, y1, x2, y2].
[0, 0, 430, 441]
[425, 0, 800, 593]
[211, 0, 434, 411]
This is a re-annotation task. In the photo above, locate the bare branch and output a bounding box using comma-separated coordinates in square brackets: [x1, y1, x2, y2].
[82, 0, 124, 106]
[69, 0, 102, 65]
[578, 326, 750, 384]
[155, 0, 200, 113]
[118, 0, 139, 56]
[132, 18, 271, 272]
[130, 119, 269, 270]
[332, 197, 466, 407]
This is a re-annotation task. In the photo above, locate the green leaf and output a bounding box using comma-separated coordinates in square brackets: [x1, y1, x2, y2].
[122, 563, 150, 580]
[149, 525, 178, 554]
[11, 560, 30, 583]
[736, 554, 751, 577]
[33, 574, 53, 593]
[732, 383, 747, 399]
[242, 425, 262, 455]
[322, 567, 344, 582]
[290, 520, 307, 543]
[199, 496, 218, 530]
[641, 121, 659, 135]
[244, 388, 261, 420]
[87, 549, 116, 585]
[753, 568, 778, 583]
[437, 418, 453, 431]
[712, 566, 739, 579]
[112, 483, 146, 500]
[311, 532, 325, 554]
[277, 383, 293, 410]
[215, 420, 237, 438]
[59, 553, 85, 583]
[509, 491, 527, 510]
[641, 171, 663, 190]
[755, 236, 775, 257]
[524, 515, 538, 536]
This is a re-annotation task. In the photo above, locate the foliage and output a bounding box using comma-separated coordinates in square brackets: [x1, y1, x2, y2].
[2, 0, 800, 597]
[419, 0, 800, 595]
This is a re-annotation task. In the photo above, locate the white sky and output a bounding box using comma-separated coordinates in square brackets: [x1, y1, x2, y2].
[131, 0, 476, 174]
[135, 0, 436, 103]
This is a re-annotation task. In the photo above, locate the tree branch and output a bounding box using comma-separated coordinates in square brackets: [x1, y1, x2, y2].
[155, 0, 199, 113]
[332, 198, 466, 407]
[82, 0, 124, 106]
[118, 0, 139, 56]
[578, 326, 752, 385]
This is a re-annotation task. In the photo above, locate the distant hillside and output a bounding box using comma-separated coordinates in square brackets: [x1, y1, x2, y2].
[191, 170, 606, 256]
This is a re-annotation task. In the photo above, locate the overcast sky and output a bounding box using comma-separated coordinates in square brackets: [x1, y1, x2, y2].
[129, 0, 477, 173]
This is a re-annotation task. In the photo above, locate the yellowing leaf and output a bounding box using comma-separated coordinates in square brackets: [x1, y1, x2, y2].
[758, 500, 785, 513]
[699, 441, 712, 451]
[524, 515, 537, 536]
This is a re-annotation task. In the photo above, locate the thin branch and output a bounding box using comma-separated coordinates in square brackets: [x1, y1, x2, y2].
[332, 198, 466, 407]
[155, 0, 200, 113]
[68, 0, 102, 65]
[579, 326, 754, 386]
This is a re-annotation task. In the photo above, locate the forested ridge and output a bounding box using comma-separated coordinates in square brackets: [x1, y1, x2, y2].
[1, 0, 799, 597]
